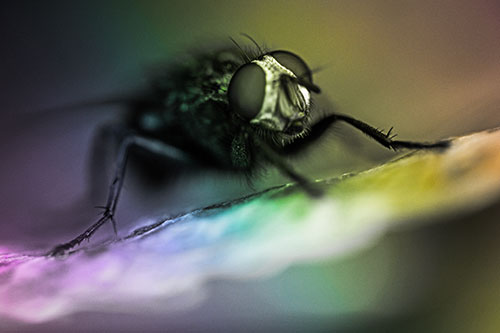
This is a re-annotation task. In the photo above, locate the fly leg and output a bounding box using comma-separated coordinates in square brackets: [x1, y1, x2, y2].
[87, 124, 128, 203]
[256, 138, 323, 197]
[281, 113, 450, 155]
[272, 113, 450, 197]
[48, 134, 192, 256]
[331, 114, 450, 150]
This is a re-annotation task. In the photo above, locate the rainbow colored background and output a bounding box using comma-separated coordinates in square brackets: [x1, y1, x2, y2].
[1, 1, 500, 331]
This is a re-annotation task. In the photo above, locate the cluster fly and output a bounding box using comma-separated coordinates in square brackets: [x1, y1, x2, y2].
[48, 35, 448, 256]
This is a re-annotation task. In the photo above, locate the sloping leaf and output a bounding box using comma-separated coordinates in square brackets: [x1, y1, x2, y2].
[1, 128, 500, 330]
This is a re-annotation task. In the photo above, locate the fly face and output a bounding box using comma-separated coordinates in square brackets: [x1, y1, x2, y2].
[228, 50, 321, 138]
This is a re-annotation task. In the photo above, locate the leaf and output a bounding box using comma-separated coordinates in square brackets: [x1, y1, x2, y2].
[1, 128, 500, 330]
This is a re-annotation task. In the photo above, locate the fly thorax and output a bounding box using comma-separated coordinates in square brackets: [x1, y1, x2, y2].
[250, 55, 311, 131]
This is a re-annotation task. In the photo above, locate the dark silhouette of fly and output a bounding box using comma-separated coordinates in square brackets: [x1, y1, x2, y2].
[48, 37, 449, 256]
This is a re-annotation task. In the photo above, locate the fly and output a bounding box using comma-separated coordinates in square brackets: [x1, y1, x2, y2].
[48, 35, 449, 256]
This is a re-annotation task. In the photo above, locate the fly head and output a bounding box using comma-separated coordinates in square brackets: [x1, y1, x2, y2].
[228, 50, 320, 139]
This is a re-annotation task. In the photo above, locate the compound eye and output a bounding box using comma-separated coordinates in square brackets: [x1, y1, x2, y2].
[228, 63, 266, 119]
[269, 50, 319, 92]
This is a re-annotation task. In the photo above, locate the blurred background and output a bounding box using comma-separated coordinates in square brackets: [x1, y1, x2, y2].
[1, 1, 500, 331]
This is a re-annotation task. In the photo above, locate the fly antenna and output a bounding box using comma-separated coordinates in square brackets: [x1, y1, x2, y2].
[229, 36, 251, 62]
[296, 65, 327, 81]
[240, 33, 264, 55]
[308, 65, 327, 76]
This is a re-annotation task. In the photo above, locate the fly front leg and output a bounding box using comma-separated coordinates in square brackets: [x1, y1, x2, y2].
[48, 134, 193, 256]
[256, 138, 323, 197]
[271, 112, 450, 197]
[331, 114, 450, 150]
[282, 113, 450, 155]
